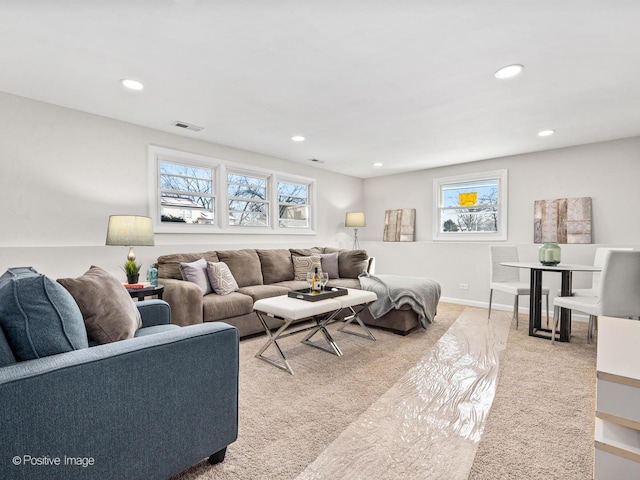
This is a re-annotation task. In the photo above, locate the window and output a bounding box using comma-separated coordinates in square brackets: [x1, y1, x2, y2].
[159, 161, 215, 224]
[277, 181, 310, 229]
[227, 171, 269, 227]
[433, 170, 507, 241]
[149, 145, 316, 234]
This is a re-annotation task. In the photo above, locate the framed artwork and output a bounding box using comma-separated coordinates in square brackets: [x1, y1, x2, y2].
[384, 208, 415, 242]
[534, 197, 592, 244]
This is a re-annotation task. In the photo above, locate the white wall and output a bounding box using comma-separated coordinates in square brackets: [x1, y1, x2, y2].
[362, 136, 640, 311]
[0, 92, 364, 278]
[3, 89, 639, 313]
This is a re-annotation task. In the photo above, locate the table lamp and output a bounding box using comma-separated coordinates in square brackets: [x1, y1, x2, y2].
[345, 212, 366, 250]
[105, 215, 155, 263]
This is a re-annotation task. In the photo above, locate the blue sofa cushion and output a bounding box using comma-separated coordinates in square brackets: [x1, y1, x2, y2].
[0, 267, 88, 361]
[57, 266, 142, 345]
[0, 327, 17, 367]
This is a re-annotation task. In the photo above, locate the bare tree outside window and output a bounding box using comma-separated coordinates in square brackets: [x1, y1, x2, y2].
[434, 170, 507, 241]
[160, 162, 214, 224]
[227, 173, 268, 226]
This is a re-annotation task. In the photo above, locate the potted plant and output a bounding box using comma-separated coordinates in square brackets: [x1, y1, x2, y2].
[123, 260, 142, 284]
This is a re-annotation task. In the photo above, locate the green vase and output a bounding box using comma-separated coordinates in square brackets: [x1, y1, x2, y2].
[539, 242, 561, 266]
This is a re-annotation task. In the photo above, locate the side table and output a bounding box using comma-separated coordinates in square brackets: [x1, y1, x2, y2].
[126, 284, 164, 301]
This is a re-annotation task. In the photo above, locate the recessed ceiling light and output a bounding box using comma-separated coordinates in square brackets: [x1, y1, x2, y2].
[494, 64, 524, 80]
[120, 79, 144, 90]
[373, 162, 383, 167]
[538, 129, 555, 137]
[291, 136, 305, 142]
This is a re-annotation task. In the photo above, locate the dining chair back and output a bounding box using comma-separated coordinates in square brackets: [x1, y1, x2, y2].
[572, 247, 633, 297]
[489, 245, 549, 328]
[553, 250, 640, 343]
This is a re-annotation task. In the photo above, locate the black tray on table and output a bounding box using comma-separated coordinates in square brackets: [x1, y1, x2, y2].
[288, 286, 348, 301]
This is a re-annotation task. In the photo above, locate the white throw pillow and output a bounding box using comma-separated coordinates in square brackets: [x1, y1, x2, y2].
[206, 262, 239, 295]
[293, 256, 322, 281]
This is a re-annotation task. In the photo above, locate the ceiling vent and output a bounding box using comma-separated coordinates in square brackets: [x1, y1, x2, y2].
[172, 121, 203, 132]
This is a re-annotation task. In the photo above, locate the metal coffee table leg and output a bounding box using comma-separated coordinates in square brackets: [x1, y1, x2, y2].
[254, 311, 296, 374]
[337, 304, 376, 341]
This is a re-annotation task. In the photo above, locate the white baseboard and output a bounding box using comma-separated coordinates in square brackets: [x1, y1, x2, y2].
[440, 296, 589, 323]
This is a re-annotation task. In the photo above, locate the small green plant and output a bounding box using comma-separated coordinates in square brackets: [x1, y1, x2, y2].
[123, 260, 142, 276]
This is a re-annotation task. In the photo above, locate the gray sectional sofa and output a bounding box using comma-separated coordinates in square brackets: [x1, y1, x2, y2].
[157, 247, 421, 337]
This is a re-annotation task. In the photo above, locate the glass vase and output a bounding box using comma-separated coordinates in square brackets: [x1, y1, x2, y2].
[539, 242, 561, 266]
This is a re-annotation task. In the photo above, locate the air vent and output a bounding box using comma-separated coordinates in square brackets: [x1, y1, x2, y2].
[172, 121, 203, 132]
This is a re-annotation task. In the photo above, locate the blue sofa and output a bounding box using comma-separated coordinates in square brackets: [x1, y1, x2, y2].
[0, 299, 239, 480]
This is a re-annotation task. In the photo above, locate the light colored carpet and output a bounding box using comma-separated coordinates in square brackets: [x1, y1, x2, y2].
[296, 307, 511, 480]
[173, 303, 463, 480]
[172, 304, 597, 480]
[468, 316, 597, 480]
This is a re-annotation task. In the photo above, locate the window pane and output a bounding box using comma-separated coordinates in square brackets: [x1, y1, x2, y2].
[160, 161, 214, 224]
[227, 174, 266, 199]
[228, 200, 269, 227]
[440, 207, 498, 233]
[279, 205, 309, 228]
[442, 180, 498, 208]
[278, 181, 309, 228]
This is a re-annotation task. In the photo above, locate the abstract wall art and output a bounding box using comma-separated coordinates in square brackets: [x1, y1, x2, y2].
[534, 197, 592, 244]
[383, 208, 416, 242]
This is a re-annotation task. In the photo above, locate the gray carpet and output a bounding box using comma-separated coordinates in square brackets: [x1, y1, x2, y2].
[172, 304, 597, 480]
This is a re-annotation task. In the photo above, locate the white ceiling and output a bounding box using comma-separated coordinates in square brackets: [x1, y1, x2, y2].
[2, 1, 640, 178]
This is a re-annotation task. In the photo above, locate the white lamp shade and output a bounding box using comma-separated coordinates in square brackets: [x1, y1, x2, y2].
[105, 215, 155, 246]
[345, 212, 366, 228]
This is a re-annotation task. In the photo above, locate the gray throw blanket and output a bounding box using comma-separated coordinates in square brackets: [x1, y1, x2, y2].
[358, 273, 441, 329]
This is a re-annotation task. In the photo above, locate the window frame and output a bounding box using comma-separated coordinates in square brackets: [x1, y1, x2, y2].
[432, 169, 508, 241]
[148, 145, 316, 235]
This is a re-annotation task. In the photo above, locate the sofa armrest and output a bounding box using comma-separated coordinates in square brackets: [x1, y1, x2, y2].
[136, 299, 171, 327]
[0, 322, 239, 480]
[159, 278, 204, 326]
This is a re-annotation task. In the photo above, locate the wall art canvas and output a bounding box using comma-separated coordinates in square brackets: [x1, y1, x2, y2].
[384, 208, 415, 242]
[534, 197, 592, 244]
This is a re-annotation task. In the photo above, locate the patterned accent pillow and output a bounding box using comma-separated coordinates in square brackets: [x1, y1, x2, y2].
[206, 262, 239, 295]
[179, 258, 213, 295]
[292, 256, 322, 281]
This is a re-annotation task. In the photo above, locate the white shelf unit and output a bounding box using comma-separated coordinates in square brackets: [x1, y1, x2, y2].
[595, 316, 640, 479]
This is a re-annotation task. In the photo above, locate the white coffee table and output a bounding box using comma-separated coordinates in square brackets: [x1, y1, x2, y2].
[253, 288, 377, 374]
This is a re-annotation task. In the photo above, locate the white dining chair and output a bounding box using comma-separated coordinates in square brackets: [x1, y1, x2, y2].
[571, 247, 633, 297]
[489, 245, 550, 328]
[552, 250, 640, 344]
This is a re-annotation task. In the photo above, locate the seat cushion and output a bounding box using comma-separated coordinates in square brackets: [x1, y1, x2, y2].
[58, 266, 142, 344]
[202, 292, 254, 322]
[0, 267, 88, 361]
[134, 324, 181, 337]
[237, 284, 289, 302]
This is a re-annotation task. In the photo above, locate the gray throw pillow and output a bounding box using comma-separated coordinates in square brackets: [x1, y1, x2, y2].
[338, 250, 370, 278]
[58, 266, 142, 345]
[206, 262, 239, 295]
[179, 258, 213, 295]
[319, 252, 340, 279]
[0, 267, 88, 361]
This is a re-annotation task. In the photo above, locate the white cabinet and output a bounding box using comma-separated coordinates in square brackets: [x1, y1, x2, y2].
[595, 316, 640, 479]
